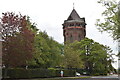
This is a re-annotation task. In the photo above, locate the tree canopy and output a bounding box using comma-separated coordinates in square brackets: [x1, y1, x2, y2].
[63, 42, 84, 68]
[63, 38, 115, 75]
[1, 12, 34, 68]
[96, 0, 120, 41]
[28, 31, 63, 68]
[1, 12, 63, 69]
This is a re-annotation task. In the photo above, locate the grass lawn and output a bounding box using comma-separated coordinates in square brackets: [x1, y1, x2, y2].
[31, 76, 91, 80]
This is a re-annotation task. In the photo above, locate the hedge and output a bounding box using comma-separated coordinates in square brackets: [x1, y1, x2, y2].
[55, 69, 75, 77]
[2, 68, 76, 79]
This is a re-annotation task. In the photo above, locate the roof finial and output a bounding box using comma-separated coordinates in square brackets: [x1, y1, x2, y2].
[73, 3, 75, 9]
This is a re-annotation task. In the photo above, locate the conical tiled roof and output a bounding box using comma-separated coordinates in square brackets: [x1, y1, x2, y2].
[67, 9, 81, 20]
[63, 8, 86, 24]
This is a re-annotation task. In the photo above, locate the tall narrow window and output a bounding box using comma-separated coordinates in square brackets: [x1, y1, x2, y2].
[78, 34, 81, 41]
[70, 34, 73, 42]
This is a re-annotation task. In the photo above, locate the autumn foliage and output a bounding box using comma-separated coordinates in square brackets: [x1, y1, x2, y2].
[1, 12, 34, 68]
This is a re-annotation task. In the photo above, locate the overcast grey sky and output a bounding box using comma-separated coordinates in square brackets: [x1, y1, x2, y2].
[0, 0, 118, 69]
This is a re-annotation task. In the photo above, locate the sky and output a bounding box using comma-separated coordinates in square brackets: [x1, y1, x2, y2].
[0, 0, 118, 69]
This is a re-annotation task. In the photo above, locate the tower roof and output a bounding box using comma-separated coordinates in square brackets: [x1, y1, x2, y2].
[63, 8, 86, 25]
[67, 9, 81, 20]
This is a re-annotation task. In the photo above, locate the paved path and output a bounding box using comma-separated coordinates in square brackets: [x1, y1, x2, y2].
[1, 75, 119, 80]
[77, 78, 119, 80]
[75, 75, 119, 80]
[91, 74, 118, 78]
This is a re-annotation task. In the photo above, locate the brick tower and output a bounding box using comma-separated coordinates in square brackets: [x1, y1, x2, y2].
[62, 8, 86, 43]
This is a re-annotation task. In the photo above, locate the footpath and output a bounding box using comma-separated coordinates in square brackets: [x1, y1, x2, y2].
[1, 75, 119, 80]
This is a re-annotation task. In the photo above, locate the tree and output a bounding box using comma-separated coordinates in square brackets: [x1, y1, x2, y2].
[26, 16, 39, 34]
[1, 12, 34, 68]
[63, 42, 84, 69]
[67, 38, 115, 75]
[28, 31, 63, 68]
[96, 0, 120, 73]
[96, 0, 120, 40]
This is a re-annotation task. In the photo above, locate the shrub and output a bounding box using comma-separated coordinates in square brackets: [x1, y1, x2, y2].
[2, 68, 76, 79]
[63, 69, 75, 77]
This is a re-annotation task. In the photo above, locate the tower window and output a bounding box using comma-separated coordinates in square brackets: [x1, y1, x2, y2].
[70, 34, 73, 42]
[75, 23, 77, 26]
[76, 23, 80, 26]
[66, 33, 68, 36]
[78, 34, 81, 41]
[70, 24, 74, 26]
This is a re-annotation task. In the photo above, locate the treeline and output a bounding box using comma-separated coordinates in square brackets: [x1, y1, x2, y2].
[63, 38, 116, 75]
[1, 12, 116, 77]
[1, 12, 63, 69]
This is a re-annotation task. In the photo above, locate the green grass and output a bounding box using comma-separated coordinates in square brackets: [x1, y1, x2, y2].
[31, 76, 91, 80]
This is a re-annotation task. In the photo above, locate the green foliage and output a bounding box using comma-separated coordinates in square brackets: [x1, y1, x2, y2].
[96, 0, 120, 40]
[1, 12, 63, 69]
[63, 42, 84, 68]
[63, 38, 115, 75]
[2, 68, 75, 79]
[28, 31, 63, 68]
[80, 38, 114, 75]
[96, 0, 120, 71]
[2, 68, 54, 78]
[63, 69, 76, 77]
